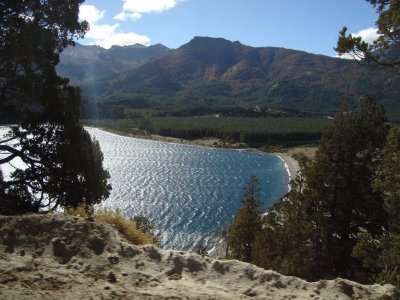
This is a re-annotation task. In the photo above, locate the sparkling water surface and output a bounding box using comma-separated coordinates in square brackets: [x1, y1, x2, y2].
[86, 128, 288, 251]
[0, 126, 289, 251]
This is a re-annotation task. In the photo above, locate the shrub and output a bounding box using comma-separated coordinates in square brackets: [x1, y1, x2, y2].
[65, 205, 158, 245]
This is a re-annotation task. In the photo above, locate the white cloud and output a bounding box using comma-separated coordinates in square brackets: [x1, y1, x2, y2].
[115, 0, 183, 21]
[84, 23, 119, 41]
[79, 4, 150, 49]
[114, 11, 142, 21]
[123, 0, 181, 13]
[79, 4, 105, 23]
[96, 32, 150, 49]
[353, 27, 379, 44]
[85, 23, 150, 48]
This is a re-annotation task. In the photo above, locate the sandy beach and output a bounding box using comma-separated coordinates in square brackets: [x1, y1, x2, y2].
[271, 152, 300, 181]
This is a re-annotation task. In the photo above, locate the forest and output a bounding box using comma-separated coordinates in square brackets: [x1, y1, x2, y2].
[84, 117, 329, 146]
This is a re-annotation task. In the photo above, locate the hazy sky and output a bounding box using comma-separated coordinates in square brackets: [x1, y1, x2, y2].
[78, 0, 379, 56]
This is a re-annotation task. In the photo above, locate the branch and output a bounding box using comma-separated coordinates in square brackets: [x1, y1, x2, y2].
[0, 145, 42, 165]
[0, 153, 18, 164]
[0, 135, 17, 144]
[363, 50, 400, 68]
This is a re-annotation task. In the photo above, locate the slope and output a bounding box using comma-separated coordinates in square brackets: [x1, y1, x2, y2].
[80, 37, 400, 120]
[0, 214, 397, 299]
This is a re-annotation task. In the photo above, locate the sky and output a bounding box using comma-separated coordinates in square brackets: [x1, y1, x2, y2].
[78, 0, 379, 57]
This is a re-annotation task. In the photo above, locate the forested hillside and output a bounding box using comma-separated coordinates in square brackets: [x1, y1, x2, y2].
[71, 37, 400, 121]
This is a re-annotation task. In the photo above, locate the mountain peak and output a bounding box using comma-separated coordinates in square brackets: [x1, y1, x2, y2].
[186, 36, 234, 47]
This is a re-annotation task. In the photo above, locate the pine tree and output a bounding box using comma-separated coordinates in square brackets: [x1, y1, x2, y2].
[226, 175, 263, 263]
[252, 97, 388, 281]
[353, 126, 400, 285]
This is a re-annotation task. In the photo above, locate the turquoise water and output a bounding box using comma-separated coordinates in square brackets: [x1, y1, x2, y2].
[86, 128, 289, 251]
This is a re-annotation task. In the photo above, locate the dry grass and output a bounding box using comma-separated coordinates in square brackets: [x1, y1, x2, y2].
[286, 146, 317, 160]
[64, 206, 157, 245]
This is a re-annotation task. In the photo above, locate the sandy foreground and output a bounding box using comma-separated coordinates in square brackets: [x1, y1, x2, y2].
[0, 214, 397, 300]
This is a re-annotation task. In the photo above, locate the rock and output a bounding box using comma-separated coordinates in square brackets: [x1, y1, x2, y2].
[107, 272, 117, 283]
[52, 238, 73, 263]
[89, 236, 105, 255]
[107, 254, 119, 264]
[0, 214, 397, 300]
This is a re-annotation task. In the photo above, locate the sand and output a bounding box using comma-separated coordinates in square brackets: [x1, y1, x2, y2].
[271, 152, 300, 181]
[0, 214, 397, 299]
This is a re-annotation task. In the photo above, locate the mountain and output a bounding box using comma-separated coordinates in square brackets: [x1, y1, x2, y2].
[77, 37, 400, 120]
[57, 43, 170, 85]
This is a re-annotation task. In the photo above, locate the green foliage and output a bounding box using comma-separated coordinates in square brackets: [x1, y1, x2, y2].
[336, 0, 400, 68]
[249, 97, 390, 282]
[378, 234, 400, 286]
[335, 2, 400, 286]
[352, 231, 400, 286]
[252, 173, 316, 279]
[352, 126, 400, 286]
[0, 170, 39, 215]
[226, 175, 263, 262]
[0, 0, 111, 213]
[84, 117, 329, 146]
[375, 126, 400, 234]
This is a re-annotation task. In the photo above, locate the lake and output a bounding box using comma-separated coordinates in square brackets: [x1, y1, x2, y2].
[86, 128, 289, 251]
[0, 126, 289, 251]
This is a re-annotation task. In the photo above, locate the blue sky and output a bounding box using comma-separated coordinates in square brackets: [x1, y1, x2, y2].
[79, 0, 379, 57]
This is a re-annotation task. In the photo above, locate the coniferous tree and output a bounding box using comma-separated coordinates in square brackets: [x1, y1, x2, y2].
[353, 126, 400, 285]
[252, 97, 388, 281]
[0, 0, 111, 213]
[253, 171, 316, 279]
[226, 175, 263, 262]
[335, 1, 400, 285]
[336, 0, 400, 68]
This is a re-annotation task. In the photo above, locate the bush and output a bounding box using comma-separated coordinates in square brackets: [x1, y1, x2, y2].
[65, 205, 158, 245]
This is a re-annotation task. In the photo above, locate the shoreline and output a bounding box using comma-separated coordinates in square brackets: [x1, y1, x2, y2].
[271, 152, 300, 183]
[86, 126, 301, 178]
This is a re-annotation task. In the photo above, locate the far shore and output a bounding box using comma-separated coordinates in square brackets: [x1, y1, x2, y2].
[86, 125, 301, 177]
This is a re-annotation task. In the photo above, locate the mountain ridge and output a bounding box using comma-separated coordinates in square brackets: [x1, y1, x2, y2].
[57, 37, 400, 120]
[57, 42, 171, 85]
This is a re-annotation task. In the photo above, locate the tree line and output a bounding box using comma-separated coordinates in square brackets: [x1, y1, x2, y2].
[85, 117, 328, 146]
